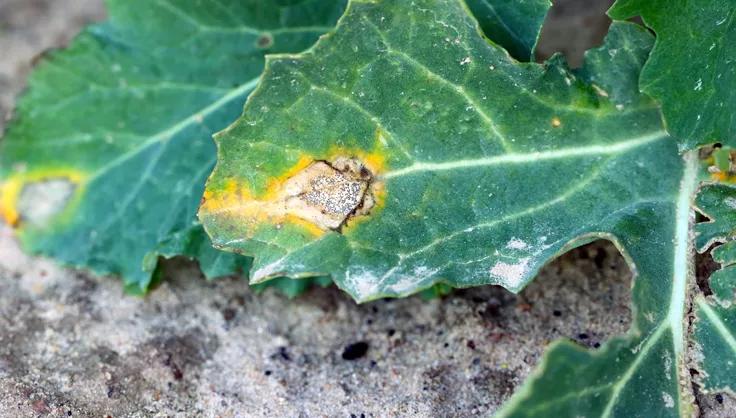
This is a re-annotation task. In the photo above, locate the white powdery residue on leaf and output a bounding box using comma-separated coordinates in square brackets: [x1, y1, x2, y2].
[388, 276, 417, 295]
[644, 312, 655, 323]
[252, 258, 286, 281]
[345, 268, 380, 302]
[694, 78, 703, 91]
[662, 392, 674, 408]
[663, 350, 672, 380]
[506, 237, 528, 250]
[489, 257, 531, 289]
[413, 265, 437, 276]
[388, 266, 439, 295]
[724, 196, 736, 210]
[539, 241, 554, 253]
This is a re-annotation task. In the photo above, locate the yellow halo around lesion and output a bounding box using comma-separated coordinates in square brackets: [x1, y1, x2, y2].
[0, 167, 86, 228]
[710, 171, 736, 183]
[200, 137, 390, 238]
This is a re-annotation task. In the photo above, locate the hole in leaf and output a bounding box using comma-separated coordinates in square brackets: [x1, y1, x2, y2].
[695, 212, 712, 223]
[694, 388, 736, 414]
[695, 247, 718, 297]
[535, 0, 615, 67]
[458, 240, 632, 358]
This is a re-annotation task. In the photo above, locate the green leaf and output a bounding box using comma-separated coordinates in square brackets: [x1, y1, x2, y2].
[609, 0, 736, 151]
[693, 280, 736, 394]
[147, 223, 334, 297]
[713, 147, 732, 173]
[201, 1, 682, 305]
[496, 33, 702, 418]
[693, 183, 736, 393]
[145, 224, 250, 280]
[0, 0, 346, 293]
[465, 0, 551, 61]
[696, 183, 736, 254]
[201, 1, 708, 412]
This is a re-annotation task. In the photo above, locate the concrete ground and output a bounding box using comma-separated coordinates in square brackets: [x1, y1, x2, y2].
[0, 0, 731, 417]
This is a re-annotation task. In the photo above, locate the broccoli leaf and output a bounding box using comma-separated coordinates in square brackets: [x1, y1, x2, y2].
[609, 0, 736, 150]
[0, 0, 346, 293]
[465, 0, 550, 61]
[201, 3, 706, 413]
[693, 183, 736, 393]
[200, 1, 683, 304]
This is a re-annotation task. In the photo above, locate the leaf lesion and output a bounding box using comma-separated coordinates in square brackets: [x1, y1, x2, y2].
[200, 153, 383, 236]
[280, 157, 376, 230]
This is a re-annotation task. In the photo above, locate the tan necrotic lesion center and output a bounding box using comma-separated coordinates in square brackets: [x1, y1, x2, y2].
[201, 155, 381, 235]
[283, 157, 375, 230]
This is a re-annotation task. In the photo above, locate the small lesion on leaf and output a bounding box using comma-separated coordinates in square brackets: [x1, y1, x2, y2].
[200, 152, 384, 236]
[18, 178, 77, 227]
[283, 157, 376, 230]
[0, 168, 83, 228]
[256, 33, 274, 49]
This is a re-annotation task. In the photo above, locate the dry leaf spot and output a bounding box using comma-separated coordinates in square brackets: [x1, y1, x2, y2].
[17, 178, 77, 227]
[256, 33, 273, 49]
[199, 155, 380, 236]
[282, 157, 376, 231]
[1, 170, 83, 227]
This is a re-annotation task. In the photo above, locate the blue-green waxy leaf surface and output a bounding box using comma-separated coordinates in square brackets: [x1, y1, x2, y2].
[693, 183, 736, 393]
[200, 0, 707, 414]
[201, 0, 681, 302]
[0, 0, 346, 293]
[609, 0, 736, 150]
[496, 25, 702, 418]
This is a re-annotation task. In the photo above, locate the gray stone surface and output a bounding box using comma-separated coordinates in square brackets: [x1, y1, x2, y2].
[0, 224, 635, 417]
[0, 1, 732, 417]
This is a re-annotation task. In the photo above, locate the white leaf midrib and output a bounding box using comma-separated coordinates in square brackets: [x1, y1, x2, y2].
[381, 130, 667, 179]
[600, 150, 699, 418]
[85, 77, 259, 186]
[697, 297, 736, 356]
